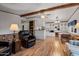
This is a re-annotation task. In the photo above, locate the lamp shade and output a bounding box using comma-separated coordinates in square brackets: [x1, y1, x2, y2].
[75, 23, 79, 29]
[10, 24, 19, 31]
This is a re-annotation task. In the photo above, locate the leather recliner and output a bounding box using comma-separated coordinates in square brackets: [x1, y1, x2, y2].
[19, 30, 36, 48]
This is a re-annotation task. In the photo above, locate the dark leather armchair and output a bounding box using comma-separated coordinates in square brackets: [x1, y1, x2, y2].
[0, 41, 12, 56]
[19, 30, 36, 48]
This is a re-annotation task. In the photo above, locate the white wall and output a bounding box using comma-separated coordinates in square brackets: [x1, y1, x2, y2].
[35, 18, 46, 39]
[20, 18, 29, 30]
[0, 11, 45, 40]
[0, 11, 46, 39]
[0, 11, 21, 35]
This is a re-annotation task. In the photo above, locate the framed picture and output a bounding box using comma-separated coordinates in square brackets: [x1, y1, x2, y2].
[74, 28, 77, 33]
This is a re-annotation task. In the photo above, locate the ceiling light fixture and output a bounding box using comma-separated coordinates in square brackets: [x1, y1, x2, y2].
[41, 15, 45, 19]
[38, 11, 48, 19]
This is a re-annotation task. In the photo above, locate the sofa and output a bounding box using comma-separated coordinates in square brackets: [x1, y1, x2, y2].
[0, 41, 12, 56]
[66, 40, 79, 56]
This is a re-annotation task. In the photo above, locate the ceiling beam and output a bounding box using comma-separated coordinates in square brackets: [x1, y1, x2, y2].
[20, 3, 79, 17]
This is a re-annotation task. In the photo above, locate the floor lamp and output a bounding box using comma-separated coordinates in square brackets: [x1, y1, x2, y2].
[10, 24, 19, 54]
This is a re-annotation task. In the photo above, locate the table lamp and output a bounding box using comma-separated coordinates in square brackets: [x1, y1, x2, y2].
[75, 23, 79, 29]
[10, 24, 19, 41]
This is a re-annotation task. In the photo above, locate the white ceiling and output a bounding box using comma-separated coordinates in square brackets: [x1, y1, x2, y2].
[0, 3, 65, 15]
[0, 3, 79, 22]
[24, 6, 79, 22]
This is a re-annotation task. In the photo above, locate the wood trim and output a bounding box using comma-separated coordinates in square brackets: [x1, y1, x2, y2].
[0, 10, 19, 16]
[20, 3, 79, 17]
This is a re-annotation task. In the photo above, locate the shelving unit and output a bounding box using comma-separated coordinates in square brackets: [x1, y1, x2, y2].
[29, 21, 35, 35]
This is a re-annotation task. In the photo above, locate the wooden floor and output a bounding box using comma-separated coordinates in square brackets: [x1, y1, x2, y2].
[13, 36, 70, 56]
